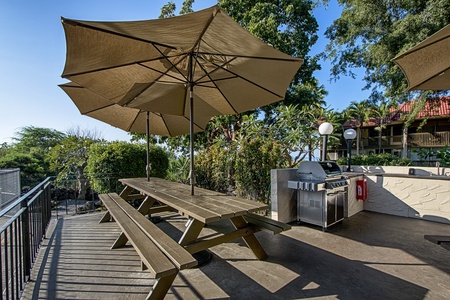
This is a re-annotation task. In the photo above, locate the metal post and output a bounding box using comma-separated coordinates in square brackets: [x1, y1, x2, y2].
[322, 135, 328, 161]
[347, 139, 352, 172]
[189, 84, 195, 196]
[188, 53, 195, 195]
[146, 111, 150, 181]
[21, 198, 31, 280]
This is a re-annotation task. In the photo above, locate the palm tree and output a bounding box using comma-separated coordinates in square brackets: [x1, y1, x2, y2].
[371, 101, 392, 153]
[346, 100, 372, 155]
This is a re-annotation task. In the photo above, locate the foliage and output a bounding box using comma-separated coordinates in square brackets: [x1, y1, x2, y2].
[86, 142, 169, 193]
[414, 146, 450, 167]
[13, 126, 66, 152]
[0, 126, 66, 187]
[234, 138, 286, 203]
[336, 153, 411, 166]
[323, 0, 450, 102]
[0, 151, 45, 187]
[166, 155, 190, 184]
[195, 143, 235, 193]
[435, 147, 450, 167]
[47, 135, 95, 180]
[47, 128, 103, 199]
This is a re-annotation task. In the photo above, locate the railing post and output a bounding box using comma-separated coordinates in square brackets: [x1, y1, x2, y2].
[21, 196, 31, 280]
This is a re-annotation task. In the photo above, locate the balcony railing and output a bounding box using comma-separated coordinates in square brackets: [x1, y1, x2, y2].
[0, 177, 52, 299]
[338, 131, 450, 150]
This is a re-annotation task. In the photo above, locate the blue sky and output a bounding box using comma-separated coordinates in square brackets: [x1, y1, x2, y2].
[0, 0, 369, 144]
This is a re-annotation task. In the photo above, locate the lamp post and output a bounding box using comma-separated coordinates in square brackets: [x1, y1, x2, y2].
[343, 128, 357, 172]
[318, 122, 334, 161]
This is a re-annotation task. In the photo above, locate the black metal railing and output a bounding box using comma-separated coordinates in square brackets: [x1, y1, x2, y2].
[0, 177, 52, 300]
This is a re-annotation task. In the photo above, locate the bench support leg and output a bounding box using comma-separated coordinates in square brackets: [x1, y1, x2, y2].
[230, 216, 268, 260]
[99, 211, 111, 223]
[138, 196, 157, 215]
[147, 272, 178, 300]
[179, 219, 204, 246]
[111, 232, 128, 249]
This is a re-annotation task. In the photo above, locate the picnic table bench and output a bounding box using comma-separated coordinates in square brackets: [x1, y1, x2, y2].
[98, 193, 197, 300]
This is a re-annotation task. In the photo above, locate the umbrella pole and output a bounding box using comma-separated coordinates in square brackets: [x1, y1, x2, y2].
[189, 83, 195, 195]
[146, 112, 150, 181]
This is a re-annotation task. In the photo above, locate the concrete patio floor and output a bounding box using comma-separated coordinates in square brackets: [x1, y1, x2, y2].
[21, 210, 450, 299]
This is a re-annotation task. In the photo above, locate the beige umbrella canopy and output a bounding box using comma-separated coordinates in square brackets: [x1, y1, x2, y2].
[393, 23, 450, 91]
[60, 82, 210, 136]
[61, 5, 303, 194]
[60, 82, 211, 180]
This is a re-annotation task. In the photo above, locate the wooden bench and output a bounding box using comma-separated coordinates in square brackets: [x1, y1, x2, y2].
[243, 213, 292, 234]
[99, 193, 197, 300]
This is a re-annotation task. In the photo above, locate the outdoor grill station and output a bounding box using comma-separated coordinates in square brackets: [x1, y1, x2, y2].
[287, 122, 359, 230]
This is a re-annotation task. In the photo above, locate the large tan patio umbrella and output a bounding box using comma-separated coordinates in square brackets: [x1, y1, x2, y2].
[60, 82, 211, 180]
[393, 23, 450, 91]
[61, 5, 303, 194]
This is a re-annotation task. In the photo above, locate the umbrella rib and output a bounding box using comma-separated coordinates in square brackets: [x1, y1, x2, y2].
[195, 55, 287, 98]
[63, 56, 179, 78]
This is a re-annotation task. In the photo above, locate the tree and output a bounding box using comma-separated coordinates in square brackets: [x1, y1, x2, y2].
[323, 0, 450, 102]
[345, 100, 372, 155]
[371, 101, 393, 153]
[0, 152, 44, 187]
[47, 129, 100, 199]
[13, 126, 66, 152]
[3, 126, 66, 186]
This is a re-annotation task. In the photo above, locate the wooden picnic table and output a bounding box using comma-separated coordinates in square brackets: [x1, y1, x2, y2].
[117, 177, 288, 260]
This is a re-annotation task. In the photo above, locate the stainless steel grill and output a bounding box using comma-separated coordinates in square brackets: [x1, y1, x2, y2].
[288, 161, 348, 230]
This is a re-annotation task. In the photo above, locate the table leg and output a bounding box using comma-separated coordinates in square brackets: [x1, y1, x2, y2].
[230, 216, 268, 260]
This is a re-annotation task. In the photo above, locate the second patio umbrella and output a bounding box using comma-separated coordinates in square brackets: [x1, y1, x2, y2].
[61, 5, 303, 194]
[393, 23, 450, 91]
[60, 82, 211, 180]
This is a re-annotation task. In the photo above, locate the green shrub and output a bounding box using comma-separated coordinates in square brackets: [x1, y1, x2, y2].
[234, 138, 285, 203]
[195, 144, 234, 193]
[336, 153, 411, 166]
[86, 142, 169, 193]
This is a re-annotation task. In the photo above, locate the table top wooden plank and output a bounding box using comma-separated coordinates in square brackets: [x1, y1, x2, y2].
[119, 178, 268, 223]
[119, 178, 222, 223]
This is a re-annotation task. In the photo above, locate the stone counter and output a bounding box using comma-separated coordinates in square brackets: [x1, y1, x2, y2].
[270, 167, 450, 225]
[363, 173, 450, 224]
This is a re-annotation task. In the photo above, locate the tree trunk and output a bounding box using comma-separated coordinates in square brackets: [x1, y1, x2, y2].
[356, 127, 361, 155]
[402, 126, 408, 158]
[76, 164, 87, 200]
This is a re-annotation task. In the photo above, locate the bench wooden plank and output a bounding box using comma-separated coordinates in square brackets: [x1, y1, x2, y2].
[99, 194, 177, 278]
[107, 193, 197, 270]
[243, 213, 291, 234]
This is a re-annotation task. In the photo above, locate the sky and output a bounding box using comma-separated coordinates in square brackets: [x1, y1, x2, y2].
[0, 0, 370, 145]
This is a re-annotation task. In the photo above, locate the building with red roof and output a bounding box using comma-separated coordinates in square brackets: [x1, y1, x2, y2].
[336, 97, 450, 166]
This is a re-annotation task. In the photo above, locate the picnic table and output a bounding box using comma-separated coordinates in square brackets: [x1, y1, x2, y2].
[98, 177, 291, 299]
[117, 177, 290, 260]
